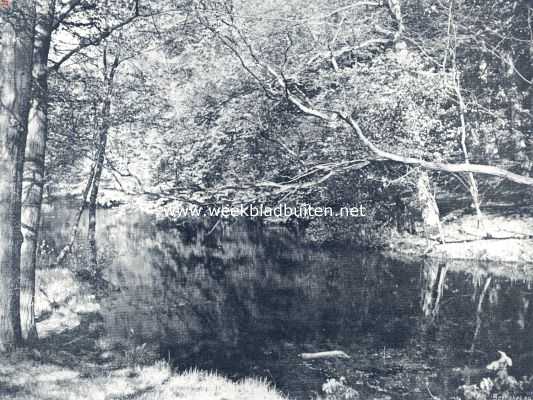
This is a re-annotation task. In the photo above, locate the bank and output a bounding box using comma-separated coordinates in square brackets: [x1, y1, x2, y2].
[385, 212, 533, 264]
[0, 268, 287, 400]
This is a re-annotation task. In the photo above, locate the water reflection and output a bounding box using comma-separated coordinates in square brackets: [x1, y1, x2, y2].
[40, 205, 533, 398]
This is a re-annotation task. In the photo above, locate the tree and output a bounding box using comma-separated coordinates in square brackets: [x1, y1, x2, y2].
[189, 0, 533, 192]
[20, 0, 54, 343]
[18, 0, 161, 341]
[88, 47, 120, 271]
[0, 0, 35, 352]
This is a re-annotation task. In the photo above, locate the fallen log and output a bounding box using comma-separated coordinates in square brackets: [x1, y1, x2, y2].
[299, 350, 351, 360]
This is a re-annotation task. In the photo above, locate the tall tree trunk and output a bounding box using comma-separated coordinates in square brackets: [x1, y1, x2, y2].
[447, 2, 487, 233]
[0, 0, 35, 352]
[524, 5, 533, 164]
[88, 52, 118, 271]
[20, 0, 54, 343]
[88, 127, 108, 271]
[506, 2, 533, 170]
[455, 73, 486, 233]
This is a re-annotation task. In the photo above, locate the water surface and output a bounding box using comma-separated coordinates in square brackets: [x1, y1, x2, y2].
[40, 204, 533, 399]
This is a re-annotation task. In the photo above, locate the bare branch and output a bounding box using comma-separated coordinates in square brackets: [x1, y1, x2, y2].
[50, 1, 143, 71]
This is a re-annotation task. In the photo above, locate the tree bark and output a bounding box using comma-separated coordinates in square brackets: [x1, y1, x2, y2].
[525, 6, 533, 164]
[20, 0, 54, 343]
[88, 52, 118, 271]
[88, 125, 108, 271]
[54, 162, 96, 267]
[0, 0, 35, 352]
[416, 171, 444, 245]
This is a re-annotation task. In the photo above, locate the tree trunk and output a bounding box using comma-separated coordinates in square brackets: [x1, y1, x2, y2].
[506, 2, 533, 171]
[0, 1, 35, 352]
[88, 52, 118, 271]
[416, 172, 445, 246]
[454, 72, 486, 233]
[54, 163, 96, 267]
[525, 6, 533, 164]
[20, 0, 54, 343]
[88, 128, 108, 271]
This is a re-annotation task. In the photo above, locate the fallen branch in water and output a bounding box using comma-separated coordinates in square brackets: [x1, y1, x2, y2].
[299, 350, 351, 360]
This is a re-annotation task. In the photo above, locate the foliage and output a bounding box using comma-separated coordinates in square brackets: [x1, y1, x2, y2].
[38, 0, 533, 238]
[129, 0, 533, 242]
[321, 377, 359, 400]
[458, 352, 533, 400]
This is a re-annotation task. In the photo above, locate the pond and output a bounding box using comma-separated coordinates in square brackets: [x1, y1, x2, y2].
[40, 203, 533, 399]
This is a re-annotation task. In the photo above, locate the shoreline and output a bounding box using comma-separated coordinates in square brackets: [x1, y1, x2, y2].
[0, 267, 287, 400]
[383, 213, 533, 264]
[44, 192, 533, 265]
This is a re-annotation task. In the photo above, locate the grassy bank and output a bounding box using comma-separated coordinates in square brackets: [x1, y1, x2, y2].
[0, 268, 287, 400]
[386, 212, 533, 263]
[0, 356, 286, 400]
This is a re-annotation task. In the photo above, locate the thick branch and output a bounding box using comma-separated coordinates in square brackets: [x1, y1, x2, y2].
[341, 114, 533, 186]
[209, 8, 533, 188]
[264, 64, 533, 186]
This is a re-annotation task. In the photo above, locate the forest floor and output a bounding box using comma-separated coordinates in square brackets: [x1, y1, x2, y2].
[386, 210, 533, 263]
[0, 268, 287, 400]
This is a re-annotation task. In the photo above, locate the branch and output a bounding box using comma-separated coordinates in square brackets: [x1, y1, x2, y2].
[306, 37, 392, 66]
[386, 0, 404, 43]
[52, 0, 83, 31]
[263, 63, 533, 186]
[206, 5, 533, 188]
[196, 2, 379, 24]
[300, 350, 350, 360]
[49, 1, 141, 71]
[105, 157, 144, 190]
[341, 114, 533, 186]
[151, 158, 372, 206]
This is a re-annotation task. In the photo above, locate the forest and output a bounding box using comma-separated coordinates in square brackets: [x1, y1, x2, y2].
[1, 0, 533, 399]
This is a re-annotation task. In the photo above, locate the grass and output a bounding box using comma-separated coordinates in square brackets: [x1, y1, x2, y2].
[0, 267, 288, 400]
[136, 368, 288, 400]
[0, 357, 287, 400]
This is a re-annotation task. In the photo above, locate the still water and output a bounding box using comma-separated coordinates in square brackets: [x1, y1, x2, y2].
[40, 204, 533, 399]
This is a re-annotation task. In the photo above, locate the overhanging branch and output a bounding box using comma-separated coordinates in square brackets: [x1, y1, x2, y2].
[204, 6, 533, 188]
